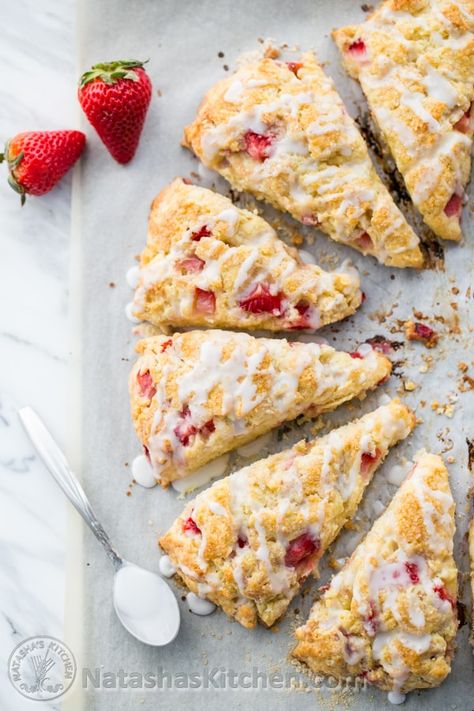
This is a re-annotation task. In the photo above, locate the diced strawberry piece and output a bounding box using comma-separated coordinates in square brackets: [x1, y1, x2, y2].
[143, 444, 151, 463]
[404, 561, 420, 584]
[415, 322, 435, 340]
[360, 448, 381, 475]
[454, 105, 472, 133]
[191, 225, 211, 241]
[243, 130, 275, 161]
[177, 255, 205, 273]
[287, 61, 303, 76]
[137, 370, 157, 399]
[237, 536, 248, 549]
[174, 420, 198, 447]
[434, 584, 456, 608]
[444, 192, 463, 218]
[195, 288, 216, 314]
[361, 292, 366, 303]
[239, 282, 284, 315]
[350, 351, 363, 359]
[180, 404, 191, 418]
[290, 300, 313, 329]
[301, 213, 319, 226]
[183, 516, 201, 535]
[160, 338, 173, 353]
[200, 419, 215, 438]
[353, 231, 373, 250]
[347, 38, 368, 61]
[284, 532, 319, 567]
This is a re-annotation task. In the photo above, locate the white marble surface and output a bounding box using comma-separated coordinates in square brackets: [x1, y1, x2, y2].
[0, 1, 74, 708]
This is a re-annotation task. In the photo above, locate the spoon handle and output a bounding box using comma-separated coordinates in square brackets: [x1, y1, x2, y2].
[19, 406, 122, 570]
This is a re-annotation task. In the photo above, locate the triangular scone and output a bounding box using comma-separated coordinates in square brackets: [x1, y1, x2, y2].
[132, 178, 362, 332]
[160, 399, 416, 628]
[293, 451, 458, 702]
[129, 330, 392, 486]
[183, 52, 423, 268]
[334, 1, 474, 241]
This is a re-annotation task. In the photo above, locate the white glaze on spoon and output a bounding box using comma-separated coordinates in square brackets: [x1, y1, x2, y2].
[159, 555, 177, 578]
[236, 432, 272, 458]
[126, 265, 141, 289]
[171, 454, 230, 494]
[132, 455, 157, 488]
[113, 564, 180, 646]
[125, 302, 141, 324]
[186, 592, 216, 616]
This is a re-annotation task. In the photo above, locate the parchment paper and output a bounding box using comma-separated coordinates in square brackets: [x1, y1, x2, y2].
[71, 0, 474, 708]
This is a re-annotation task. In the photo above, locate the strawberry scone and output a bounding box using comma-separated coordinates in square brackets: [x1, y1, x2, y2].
[129, 330, 392, 486]
[334, 0, 474, 241]
[132, 179, 362, 332]
[293, 451, 458, 704]
[183, 52, 423, 268]
[160, 400, 415, 628]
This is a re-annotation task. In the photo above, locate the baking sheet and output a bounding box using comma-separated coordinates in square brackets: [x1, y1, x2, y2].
[71, 0, 474, 708]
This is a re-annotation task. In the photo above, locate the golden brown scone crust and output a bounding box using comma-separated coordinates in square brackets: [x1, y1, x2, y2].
[129, 330, 392, 485]
[183, 52, 423, 268]
[334, 0, 474, 241]
[293, 451, 458, 697]
[132, 178, 362, 332]
[160, 399, 415, 628]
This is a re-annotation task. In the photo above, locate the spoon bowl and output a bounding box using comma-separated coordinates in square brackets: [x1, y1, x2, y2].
[113, 562, 180, 646]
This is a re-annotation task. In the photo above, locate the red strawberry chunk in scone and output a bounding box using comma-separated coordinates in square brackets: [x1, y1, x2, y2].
[243, 130, 275, 161]
[137, 370, 156, 399]
[194, 288, 216, 314]
[444, 192, 463, 218]
[286, 61, 304, 76]
[434, 584, 456, 608]
[174, 421, 198, 447]
[183, 516, 201, 536]
[191, 225, 212, 241]
[347, 38, 368, 62]
[284, 532, 319, 568]
[177, 255, 205, 273]
[454, 104, 472, 133]
[160, 338, 173, 353]
[353, 231, 373, 250]
[404, 561, 420, 584]
[360, 448, 381, 475]
[290, 301, 314, 330]
[239, 283, 284, 315]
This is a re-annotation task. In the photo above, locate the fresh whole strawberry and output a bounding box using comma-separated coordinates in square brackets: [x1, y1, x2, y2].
[78, 59, 152, 164]
[0, 130, 85, 205]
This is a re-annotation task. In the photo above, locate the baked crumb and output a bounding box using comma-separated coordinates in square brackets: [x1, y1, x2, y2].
[405, 320, 439, 348]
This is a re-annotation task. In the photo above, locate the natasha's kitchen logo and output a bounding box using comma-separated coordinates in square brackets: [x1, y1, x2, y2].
[8, 636, 76, 701]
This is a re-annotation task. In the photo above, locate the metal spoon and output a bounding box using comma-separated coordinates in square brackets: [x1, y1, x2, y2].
[19, 406, 180, 647]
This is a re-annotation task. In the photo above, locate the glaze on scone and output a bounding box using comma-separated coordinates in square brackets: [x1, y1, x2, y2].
[334, 0, 474, 241]
[183, 52, 423, 268]
[160, 400, 415, 628]
[129, 330, 392, 485]
[132, 178, 362, 332]
[293, 451, 458, 701]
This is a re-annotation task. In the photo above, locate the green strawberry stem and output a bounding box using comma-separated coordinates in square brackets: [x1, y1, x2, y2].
[1, 140, 26, 205]
[79, 59, 149, 87]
